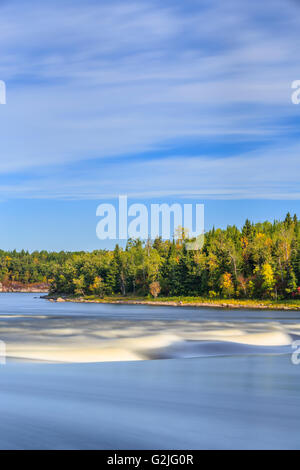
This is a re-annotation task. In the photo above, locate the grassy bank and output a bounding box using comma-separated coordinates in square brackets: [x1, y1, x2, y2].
[47, 294, 300, 310]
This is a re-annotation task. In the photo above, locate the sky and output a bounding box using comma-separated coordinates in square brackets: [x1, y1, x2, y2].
[0, 0, 299, 251]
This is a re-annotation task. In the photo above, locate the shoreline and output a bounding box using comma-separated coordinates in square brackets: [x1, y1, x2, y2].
[0, 288, 49, 293]
[0, 282, 49, 294]
[44, 295, 300, 311]
[2, 290, 299, 310]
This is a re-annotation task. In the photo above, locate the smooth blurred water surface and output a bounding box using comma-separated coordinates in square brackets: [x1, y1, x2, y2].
[1, 292, 300, 323]
[0, 293, 300, 449]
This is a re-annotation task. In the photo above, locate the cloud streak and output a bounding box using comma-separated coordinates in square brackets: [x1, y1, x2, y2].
[0, 0, 299, 199]
[0, 140, 299, 200]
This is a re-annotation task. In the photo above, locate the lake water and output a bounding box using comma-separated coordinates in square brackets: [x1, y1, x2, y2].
[0, 293, 300, 449]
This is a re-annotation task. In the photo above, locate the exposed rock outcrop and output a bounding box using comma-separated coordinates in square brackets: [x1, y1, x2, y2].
[0, 281, 49, 293]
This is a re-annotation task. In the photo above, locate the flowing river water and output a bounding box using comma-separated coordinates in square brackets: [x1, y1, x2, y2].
[0, 293, 299, 449]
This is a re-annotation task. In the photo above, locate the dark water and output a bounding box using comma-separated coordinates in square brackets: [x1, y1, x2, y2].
[0, 293, 300, 449]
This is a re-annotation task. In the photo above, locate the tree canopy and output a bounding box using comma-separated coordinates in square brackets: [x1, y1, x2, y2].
[0, 214, 299, 300]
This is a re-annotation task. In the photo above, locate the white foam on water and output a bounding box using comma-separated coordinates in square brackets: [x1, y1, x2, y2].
[5, 328, 292, 363]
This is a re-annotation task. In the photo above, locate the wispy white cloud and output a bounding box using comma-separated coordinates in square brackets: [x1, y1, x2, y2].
[0, 140, 299, 200]
[0, 0, 299, 198]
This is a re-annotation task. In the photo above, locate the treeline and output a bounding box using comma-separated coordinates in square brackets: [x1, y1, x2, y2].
[0, 213, 299, 300]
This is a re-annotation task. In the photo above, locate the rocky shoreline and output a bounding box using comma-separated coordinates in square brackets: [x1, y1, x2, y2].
[44, 295, 300, 310]
[0, 282, 49, 293]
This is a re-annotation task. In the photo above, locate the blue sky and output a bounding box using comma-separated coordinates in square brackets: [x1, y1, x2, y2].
[0, 0, 299, 251]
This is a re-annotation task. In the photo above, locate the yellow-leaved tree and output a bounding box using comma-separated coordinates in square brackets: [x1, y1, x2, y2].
[220, 272, 234, 298]
[261, 263, 276, 297]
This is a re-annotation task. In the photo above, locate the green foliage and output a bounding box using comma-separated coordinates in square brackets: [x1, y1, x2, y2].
[0, 213, 299, 300]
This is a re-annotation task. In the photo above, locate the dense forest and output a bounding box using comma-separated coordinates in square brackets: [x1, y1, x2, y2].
[0, 213, 299, 300]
